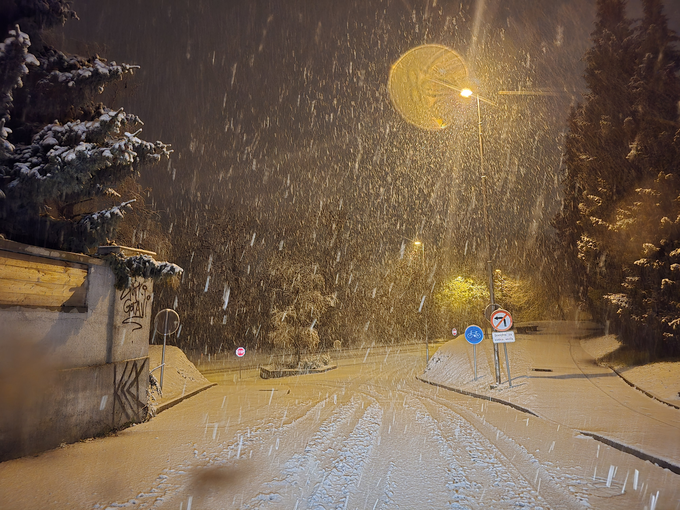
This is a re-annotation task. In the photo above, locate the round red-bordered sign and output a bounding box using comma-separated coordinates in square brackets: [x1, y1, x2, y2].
[490, 309, 513, 332]
[235, 347, 246, 357]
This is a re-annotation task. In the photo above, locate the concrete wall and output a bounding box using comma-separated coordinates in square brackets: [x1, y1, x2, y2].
[0, 240, 153, 461]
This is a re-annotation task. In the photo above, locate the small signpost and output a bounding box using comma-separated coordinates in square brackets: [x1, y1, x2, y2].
[464, 325, 484, 381]
[490, 309, 514, 387]
[153, 309, 181, 390]
[236, 346, 246, 379]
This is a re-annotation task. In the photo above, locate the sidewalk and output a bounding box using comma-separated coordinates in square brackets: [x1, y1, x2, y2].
[419, 322, 680, 473]
[147, 345, 216, 413]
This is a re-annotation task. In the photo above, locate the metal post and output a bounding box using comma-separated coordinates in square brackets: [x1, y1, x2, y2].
[504, 343, 512, 387]
[160, 333, 167, 390]
[476, 95, 502, 386]
[473, 344, 478, 381]
[425, 314, 429, 363]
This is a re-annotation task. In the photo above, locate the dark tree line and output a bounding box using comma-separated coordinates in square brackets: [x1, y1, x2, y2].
[553, 0, 680, 357]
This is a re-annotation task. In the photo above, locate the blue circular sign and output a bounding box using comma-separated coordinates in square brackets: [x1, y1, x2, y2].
[464, 325, 484, 345]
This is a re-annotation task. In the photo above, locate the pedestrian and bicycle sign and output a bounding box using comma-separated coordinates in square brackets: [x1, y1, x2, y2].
[490, 309, 513, 331]
[464, 325, 484, 345]
[464, 325, 484, 381]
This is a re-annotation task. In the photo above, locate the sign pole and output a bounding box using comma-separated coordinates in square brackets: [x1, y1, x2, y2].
[160, 332, 167, 390]
[490, 309, 514, 388]
[464, 325, 484, 382]
[152, 309, 181, 393]
[235, 346, 246, 379]
[473, 344, 477, 381]
[504, 344, 512, 387]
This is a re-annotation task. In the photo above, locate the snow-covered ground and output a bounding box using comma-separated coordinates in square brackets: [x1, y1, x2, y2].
[0, 324, 678, 509]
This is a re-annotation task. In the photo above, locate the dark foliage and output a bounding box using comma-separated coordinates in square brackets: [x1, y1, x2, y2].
[554, 0, 680, 357]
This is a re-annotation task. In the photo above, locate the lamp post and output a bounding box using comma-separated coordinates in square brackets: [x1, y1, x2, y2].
[387, 45, 510, 384]
[414, 240, 429, 363]
[461, 88, 502, 386]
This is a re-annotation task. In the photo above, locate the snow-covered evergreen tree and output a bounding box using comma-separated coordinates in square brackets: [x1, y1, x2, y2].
[555, 0, 680, 357]
[0, 0, 170, 253]
[603, 0, 680, 357]
[553, 0, 637, 318]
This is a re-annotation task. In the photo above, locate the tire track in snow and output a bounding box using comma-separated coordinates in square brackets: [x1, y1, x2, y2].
[412, 396, 538, 508]
[307, 402, 383, 509]
[95, 398, 330, 509]
[418, 394, 586, 510]
[243, 397, 365, 509]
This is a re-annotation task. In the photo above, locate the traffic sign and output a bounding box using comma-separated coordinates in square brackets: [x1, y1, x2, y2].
[452, 328, 458, 337]
[235, 346, 246, 357]
[464, 325, 484, 345]
[492, 331, 516, 344]
[154, 309, 180, 335]
[490, 309, 513, 332]
[484, 303, 501, 321]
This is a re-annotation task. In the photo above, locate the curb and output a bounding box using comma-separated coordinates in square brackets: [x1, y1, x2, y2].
[417, 375, 680, 474]
[608, 367, 680, 410]
[155, 383, 217, 414]
[260, 364, 338, 379]
[579, 431, 680, 476]
[416, 376, 538, 416]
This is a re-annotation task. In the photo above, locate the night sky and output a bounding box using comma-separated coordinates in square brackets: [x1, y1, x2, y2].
[48, 0, 680, 273]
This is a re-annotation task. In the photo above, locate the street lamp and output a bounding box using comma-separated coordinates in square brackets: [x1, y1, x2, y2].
[387, 44, 503, 384]
[460, 87, 502, 385]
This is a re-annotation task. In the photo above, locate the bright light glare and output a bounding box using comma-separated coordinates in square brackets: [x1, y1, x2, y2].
[460, 88, 473, 98]
[414, 241, 422, 245]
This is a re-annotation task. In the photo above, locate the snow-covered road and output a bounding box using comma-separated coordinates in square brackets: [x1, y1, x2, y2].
[0, 344, 677, 509]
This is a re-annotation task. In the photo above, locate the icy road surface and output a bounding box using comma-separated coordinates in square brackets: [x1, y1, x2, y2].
[0, 345, 678, 509]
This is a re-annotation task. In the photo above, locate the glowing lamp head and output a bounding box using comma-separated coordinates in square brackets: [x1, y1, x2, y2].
[460, 88, 473, 98]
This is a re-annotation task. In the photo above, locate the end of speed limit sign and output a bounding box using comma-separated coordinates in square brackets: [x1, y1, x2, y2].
[490, 309, 513, 332]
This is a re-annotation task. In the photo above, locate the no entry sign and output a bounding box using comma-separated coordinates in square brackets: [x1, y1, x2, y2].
[235, 346, 246, 357]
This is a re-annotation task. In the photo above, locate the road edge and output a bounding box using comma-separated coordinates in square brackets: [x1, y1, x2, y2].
[155, 383, 217, 414]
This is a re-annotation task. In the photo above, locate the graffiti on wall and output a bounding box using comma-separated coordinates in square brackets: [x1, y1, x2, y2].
[119, 280, 151, 331]
[113, 358, 148, 423]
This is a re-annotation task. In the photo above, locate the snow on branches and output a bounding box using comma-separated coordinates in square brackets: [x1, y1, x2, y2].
[0, 26, 37, 155]
[4, 107, 170, 204]
[36, 49, 138, 95]
[0, 7, 171, 255]
[104, 253, 184, 290]
[10, 0, 77, 30]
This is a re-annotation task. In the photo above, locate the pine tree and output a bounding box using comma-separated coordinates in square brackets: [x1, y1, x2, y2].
[553, 0, 637, 320]
[604, 0, 680, 357]
[0, 0, 170, 253]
